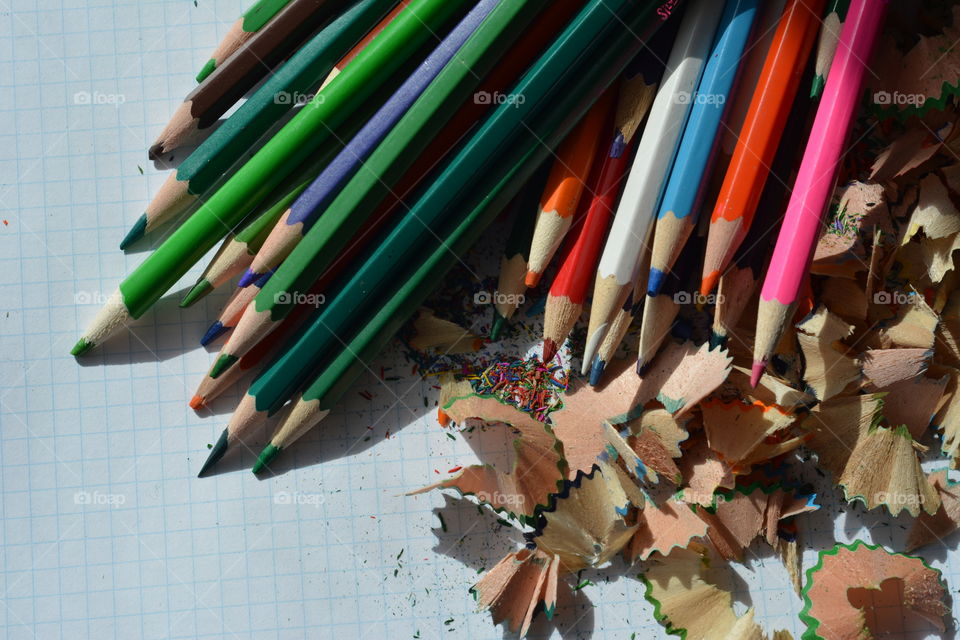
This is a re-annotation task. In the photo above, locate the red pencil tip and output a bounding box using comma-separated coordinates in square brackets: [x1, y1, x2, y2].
[749, 360, 766, 388]
[189, 395, 205, 410]
[700, 271, 720, 298]
[542, 338, 558, 363]
[524, 271, 541, 288]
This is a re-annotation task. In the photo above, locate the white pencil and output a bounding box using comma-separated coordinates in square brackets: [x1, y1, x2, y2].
[581, 0, 725, 370]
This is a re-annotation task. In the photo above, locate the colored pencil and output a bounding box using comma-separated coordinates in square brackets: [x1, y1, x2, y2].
[589, 268, 645, 386]
[581, 0, 724, 372]
[244, 0, 682, 474]
[753, 0, 888, 387]
[811, 0, 851, 97]
[541, 85, 623, 362]
[195, 0, 295, 83]
[207, 0, 559, 375]
[199, 0, 679, 474]
[201, 274, 270, 347]
[699, 0, 825, 298]
[489, 163, 551, 341]
[710, 77, 814, 349]
[524, 92, 611, 288]
[646, 0, 759, 298]
[151, 0, 342, 159]
[126, 0, 399, 248]
[316, 1, 410, 91]
[73, 0, 465, 356]
[238, 0, 501, 287]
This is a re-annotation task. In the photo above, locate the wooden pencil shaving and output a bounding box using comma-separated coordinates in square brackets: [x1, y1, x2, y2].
[472, 548, 560, 637]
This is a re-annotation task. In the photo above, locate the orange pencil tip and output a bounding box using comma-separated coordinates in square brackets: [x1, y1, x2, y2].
[700, 271, 720, 298]
[189, 395, 205, 411]
[437, 409, 451, 427]
[524, 271, 541, 288]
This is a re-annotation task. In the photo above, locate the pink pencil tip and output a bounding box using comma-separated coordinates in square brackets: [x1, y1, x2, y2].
[749, 360, 766, 388]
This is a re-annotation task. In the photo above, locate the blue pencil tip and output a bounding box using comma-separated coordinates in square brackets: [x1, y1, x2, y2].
[589, 357, 606, 387]
[200, 321, 227, 347]
[646, 268, 667, 298]
[237, 269, 260, 288]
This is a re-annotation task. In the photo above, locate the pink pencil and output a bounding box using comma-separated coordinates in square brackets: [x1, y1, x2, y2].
[752, 0, 887, 387]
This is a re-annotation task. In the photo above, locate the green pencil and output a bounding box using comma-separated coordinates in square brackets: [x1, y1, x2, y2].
[73, 0, 466, 357]
[127, 0, 398, 248]
[207, 0, 552, 378]
[811, 0, 851, 97]
[248, 0, 676, 473]
[196, 0, 295, 83]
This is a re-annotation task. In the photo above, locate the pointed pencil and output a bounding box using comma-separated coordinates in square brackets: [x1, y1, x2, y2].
[753, 0, 888, 386]
[582, 0, 723, 371]
[195, 0, 295, 83]
[203, 0, 678, 475]
[490, 163, 551, 341]
[75, 0, 464, 356]
[699, 0, 825, 298]
[646, 0, 759, 298]
[810, 0, 851, 97]
[125, 0, 401, 248]
[201, 275, 270, 347]
[238, 0, 501, 287]
[524, 92, 611, 288]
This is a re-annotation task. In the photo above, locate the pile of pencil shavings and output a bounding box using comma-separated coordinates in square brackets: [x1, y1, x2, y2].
[409, 104, 960, 638]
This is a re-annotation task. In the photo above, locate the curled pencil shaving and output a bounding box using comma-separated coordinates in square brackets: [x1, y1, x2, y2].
[472, 547, 560, 637]
[795, 306, 860, 401]
[678, 432, 735, 507]
[720, 366, 816, 410]
[635, 340, 733, 415]
[408, 307, 483, 353]
[874, 286, 938, 350]
[700, 399, 803, 474]
[625, 495, 707, 562]
[799, 540, 948, 639]
[860, 347, 930, 390]
[906, 469, 960, 551]
[812, 181, 888, 277]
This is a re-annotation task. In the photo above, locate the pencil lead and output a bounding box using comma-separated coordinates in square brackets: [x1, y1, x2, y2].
[636, 357, 652, 377]
[489, 313, 507, 341]
[252, 443, 280, 474]
[210, 354, 239, 379]
[588, 356, 606, 387]
[542, 338, 559, 363]
[646, 268, 667, 297]
[750, 359, 766, 388]
[196, 58, 217, 83]
[198, 429, 229, 477]
[437, 409, 451, 427]
[71, 337, 93, 357]
[810, 74, 825, 98]
[708, 330, 727, 350]
[700, 271, 720, 298]
[180, 279, 213, 308]
[119, 213, 148, 250]
[200, 321, 227, 347]
[524, 270, 541, 288]
[237, 268, 260, 288]
[189, 394, 205, 411]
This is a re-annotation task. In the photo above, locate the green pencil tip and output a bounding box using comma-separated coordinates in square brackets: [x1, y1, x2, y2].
[71, 337, 93, 357]
[810, 74, 825, 98]
[209, 353, 239, 379]
[490, 313, 507, 340]
[196, 58, 216, 83]
[181, 279, 213, 308]
[252, 444, 280, 474]
[198, 429, 229, 477]
[120, 213, 147, 250]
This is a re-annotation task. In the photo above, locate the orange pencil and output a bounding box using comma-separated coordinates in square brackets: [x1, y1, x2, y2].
[699, 0, 825, 297]
[524, 91, 611, 287]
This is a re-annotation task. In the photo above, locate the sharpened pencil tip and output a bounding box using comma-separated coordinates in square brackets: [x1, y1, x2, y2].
[700, 271, 720, 298]
[588, 356, 606, 387]
[237, 269, 260, 288]
[646, 268, 666, 297]
[489, 313, 506, 341]
[524, 270, 541, 288]
[708, 330, 727, 350]
[636, 358, 651, 377]
[196, 58, 217, 83]
[181, 279, 213, 308]
[542, 338, 558, 363]
[437, 409, 451, 427]
[147, 143, 165, 162]
[210, 353, 239, 379]
[71, 337, 93, 357]
[198, 429, 229, 477]
[750, 360, 766, 388]
[252, 443, 280, 474]
[200, 321, 228, 347]
[810, 74, 825, 98]
[119, 214, 147, 250]
[189, 394, 205, 411]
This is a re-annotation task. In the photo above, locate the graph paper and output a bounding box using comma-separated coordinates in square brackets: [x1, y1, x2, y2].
[0, 1, 958, 638]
